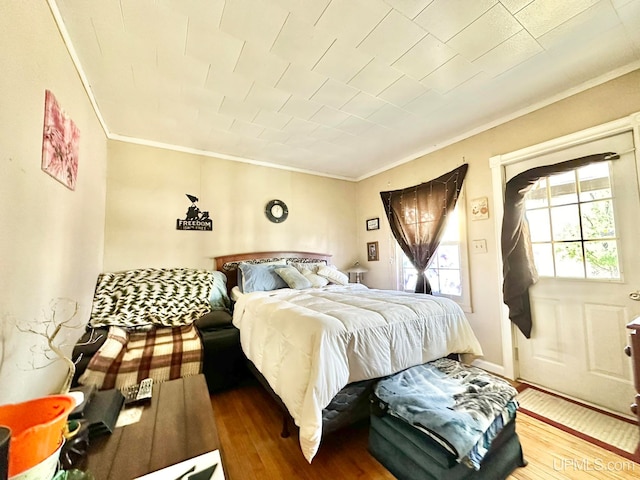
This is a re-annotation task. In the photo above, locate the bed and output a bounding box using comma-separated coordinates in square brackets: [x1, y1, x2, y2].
[215, 251, 484, 463]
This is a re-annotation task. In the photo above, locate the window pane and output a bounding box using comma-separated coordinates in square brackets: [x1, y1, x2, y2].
[581, 200, 615, 239]
[436, 244, 460, 269]
[439, 269, 462, 296]
[551, 205, 580, 241]
[526, 209, 551, 242]
[525, 178, 548, 209]
[578, 163, 611, 202]
[549, 171, 578, 206]
[554, 243, 585, 278]
[532, 243, 554, 276]
[426, 268, 440, 294]
[584, 240, 620, 279]
[440, 208, 459, 242]
[404, 271, 417, 291]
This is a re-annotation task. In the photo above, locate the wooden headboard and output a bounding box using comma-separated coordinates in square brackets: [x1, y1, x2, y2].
[214, 251, 332, 294]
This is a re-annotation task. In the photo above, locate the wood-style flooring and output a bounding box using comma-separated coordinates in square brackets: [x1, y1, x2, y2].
[209, 379, 639, 479]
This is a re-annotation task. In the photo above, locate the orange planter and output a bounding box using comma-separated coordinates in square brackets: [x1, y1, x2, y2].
[0, 394, 75, 477]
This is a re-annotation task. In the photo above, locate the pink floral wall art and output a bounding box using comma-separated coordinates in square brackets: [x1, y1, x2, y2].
[41, 90, 80, 190]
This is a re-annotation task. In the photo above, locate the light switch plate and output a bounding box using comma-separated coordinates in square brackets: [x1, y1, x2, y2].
[472, 239, 487, 254]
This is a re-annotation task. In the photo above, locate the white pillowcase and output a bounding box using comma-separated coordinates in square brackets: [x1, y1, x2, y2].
[289, 261, 327, 274]
[316, 265, 349, 285]
[300, 268, 329, 288]
[275, 266, 312, 290]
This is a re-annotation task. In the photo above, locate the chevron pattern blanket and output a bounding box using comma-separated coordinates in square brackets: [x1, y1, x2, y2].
[89, 268, 214, 328]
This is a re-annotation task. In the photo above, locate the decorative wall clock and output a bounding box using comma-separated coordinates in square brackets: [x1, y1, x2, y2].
[265, 199, 288, 223]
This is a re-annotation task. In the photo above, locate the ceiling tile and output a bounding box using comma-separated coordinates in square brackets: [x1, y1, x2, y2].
[335, 116, 377, 135]
[392, 34, 456, 80]
[348, 59, 403, 96]
[357, 10, 426, 63]
[378, 75, 429, 106]
[270, 0, 331, 24]
[310, 79, 359, 109]
[245, 83, 291, 111]
[312, 40, 373, 83]
[253, 110, 293, 130]
[270, 15, 335, 68]
[402, 89, 447, 116]
[421, 56, 482, 93]
[259, 128, 291, 143]
[196, 109, 234, 131]
[446, 4, 523, 61]
[205, 69, 253, 100]
[234, 42, 290, 88]
[220, 0, 289, 47]
[536, 1, 621, 51]
[219, 97, 260, 122]
[619, 1, 640, 49]
[158, 0, 225, 26]
[383, 0, 435, 19]
[185, 25, 244, 72]
[311, 125, 350, 142]
[309, 105, 352, 127]
[315, 0, 391, 47]
[276, 64, 328, 98]
[367, 103, 414, 128]
[473, 29, 542, 76]
[340, 92, 388, 118]
[279, 94, 323, 119]
[414, 0, 497, 42]
[500, 0, 534, 14]
[282, 117, 321, 134]
[230, 119, 265, 137]
[157, 49, 211, 87]
[515, 0, 600, 38]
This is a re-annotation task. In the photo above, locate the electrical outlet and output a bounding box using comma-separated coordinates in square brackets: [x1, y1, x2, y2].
[472, 239, 487, 254]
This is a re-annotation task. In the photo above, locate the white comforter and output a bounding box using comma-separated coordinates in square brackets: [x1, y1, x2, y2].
[232, 284, 483, 462]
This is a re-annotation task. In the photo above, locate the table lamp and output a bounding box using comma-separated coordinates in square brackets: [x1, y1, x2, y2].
[346, 262, 368, 283]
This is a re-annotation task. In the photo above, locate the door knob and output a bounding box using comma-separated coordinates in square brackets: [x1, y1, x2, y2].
[630, 291, 640, 301]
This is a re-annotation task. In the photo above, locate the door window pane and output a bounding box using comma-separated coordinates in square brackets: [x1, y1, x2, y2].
[551, 205, 580, 241]
[578, 163, 611, 201]
[526, 209, 551, 242]
[581, 200, 615, 239]
[554, 243, 585, 278]
[524, 162, 620, 280]
[584, 240, 619, 279]
[549, 171, 578, 206]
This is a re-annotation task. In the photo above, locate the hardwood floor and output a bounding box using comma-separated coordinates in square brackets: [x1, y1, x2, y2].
[209, 379, 639, 479]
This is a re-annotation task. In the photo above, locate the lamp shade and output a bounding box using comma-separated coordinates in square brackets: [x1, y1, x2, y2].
[346, 262, 368, 274]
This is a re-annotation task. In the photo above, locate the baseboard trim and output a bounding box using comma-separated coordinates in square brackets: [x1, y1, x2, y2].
[472, 359, 505, 377]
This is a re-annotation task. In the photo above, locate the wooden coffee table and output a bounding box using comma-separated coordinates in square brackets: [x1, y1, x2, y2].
[86, 375, 222, 479]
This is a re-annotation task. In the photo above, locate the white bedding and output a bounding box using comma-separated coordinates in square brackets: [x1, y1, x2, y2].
[232, 284, 483, 462]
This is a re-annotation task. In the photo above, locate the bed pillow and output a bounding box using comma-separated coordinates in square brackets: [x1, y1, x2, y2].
[236, 259, 287, 292]
[239, 262, 288, 293]
[300, 267, 330, 287]
[317, 265, 349, 285]
[209, 270, 231, 312]
[289, 261, 327, 274]
[275, 266, 312, 290]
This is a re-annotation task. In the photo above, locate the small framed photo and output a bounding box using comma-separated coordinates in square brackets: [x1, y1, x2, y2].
[470, 197, 489, 220]
[367, 241, 379, 262]
[366, 217, 380, 231]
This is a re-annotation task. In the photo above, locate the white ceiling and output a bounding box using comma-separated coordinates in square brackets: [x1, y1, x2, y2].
[52, 0, 640, 180]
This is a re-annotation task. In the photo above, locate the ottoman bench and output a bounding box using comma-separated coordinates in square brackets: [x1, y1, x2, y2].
[369, 358, 526, 480]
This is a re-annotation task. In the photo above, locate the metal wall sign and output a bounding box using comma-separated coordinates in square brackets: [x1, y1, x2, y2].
[176, 194, 213, 231]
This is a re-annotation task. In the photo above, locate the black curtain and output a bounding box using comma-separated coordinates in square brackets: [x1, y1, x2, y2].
[502, 152, 619, 338]
[381, 164, 468, 294]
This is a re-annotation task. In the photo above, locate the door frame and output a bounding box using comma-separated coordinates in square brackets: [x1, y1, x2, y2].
[489, 111, 640, 380]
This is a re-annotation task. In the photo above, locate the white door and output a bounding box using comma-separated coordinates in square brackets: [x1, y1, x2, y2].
[507, 131, 640, 415]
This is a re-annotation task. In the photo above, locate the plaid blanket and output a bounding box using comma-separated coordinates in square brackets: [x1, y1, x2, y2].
[78, 324, 203, 390]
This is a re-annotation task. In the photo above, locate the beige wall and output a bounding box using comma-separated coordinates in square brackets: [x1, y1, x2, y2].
[0, 2, 108, 402]
[356, 69, 640, 370]
[104, 141, 358, 272]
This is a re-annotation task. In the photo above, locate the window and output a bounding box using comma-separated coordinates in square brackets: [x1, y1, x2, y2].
[398, 199, 472, 312]
[524, 162, 620, 279]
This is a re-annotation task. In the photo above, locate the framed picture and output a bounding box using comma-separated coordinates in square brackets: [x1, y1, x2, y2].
[366, 217, 380, 231]
[470, 196, 489, 220]
[41, 90, 80, 190]
[367, 241, 379, 262]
